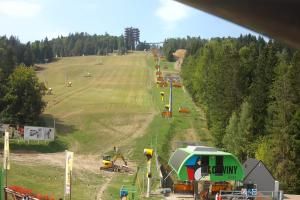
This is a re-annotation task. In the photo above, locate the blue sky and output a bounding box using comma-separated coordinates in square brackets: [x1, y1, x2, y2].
[0, 0, 262, 43]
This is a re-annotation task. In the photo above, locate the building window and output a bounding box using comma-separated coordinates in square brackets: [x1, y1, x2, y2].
[215, 156, 223, 176]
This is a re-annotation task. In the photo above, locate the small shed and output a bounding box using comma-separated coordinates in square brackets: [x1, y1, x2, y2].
[243, 158, 275, 191]
[168, 146, 244, 182]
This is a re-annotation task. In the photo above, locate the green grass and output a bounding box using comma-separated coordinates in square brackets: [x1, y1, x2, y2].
[36, 53, 154, 154]
[0, 139, 68, 153]
[103, 55, 211, 199]
[5, 163, 103, 200]
[102, 168, 162, 200]
[5, 53, 211, 199]
[159, 59, 174, 71]
[4, 53, 156, 200]
[129, 56, 211, 163]
[102, 173, 133, 200]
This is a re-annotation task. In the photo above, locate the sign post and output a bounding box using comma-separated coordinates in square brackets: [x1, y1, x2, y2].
[143, 149, 153, 198]
[0, 168, 4, 200]
[3, 130, 10, 187]
[64, 150, 74, 200]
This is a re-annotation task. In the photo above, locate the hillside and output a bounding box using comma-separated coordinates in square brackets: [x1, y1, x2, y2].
[6, 52, 210, 200]
[39, 53, 154, 154]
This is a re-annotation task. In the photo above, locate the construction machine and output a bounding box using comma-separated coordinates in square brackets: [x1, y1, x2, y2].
[100, 148, 131, 172]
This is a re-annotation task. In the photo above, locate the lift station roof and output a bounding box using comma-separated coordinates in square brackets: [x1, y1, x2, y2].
[168, 146, 244, 181]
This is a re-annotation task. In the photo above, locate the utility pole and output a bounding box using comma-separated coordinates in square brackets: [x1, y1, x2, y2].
[169, 80, 173, 117]
[143, 149, 153, 198]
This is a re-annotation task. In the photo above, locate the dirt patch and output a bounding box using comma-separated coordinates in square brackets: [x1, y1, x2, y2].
[174, 58, 183, 71]
[10, 150, 136, 200]
[11, 152, 100, 174]
[173, 49, 186, 59]
[34, 65, 46, 72]
[173, 49, 187, 71]
[284, 194, 300, 200]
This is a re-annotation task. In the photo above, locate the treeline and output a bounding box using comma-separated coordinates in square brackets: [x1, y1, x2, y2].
[0, 33, 122, 124]
[51, 32, 151, 57]
[162, 36, 207, 61]
[0, 36, 53, 73]
[51, 32, 124, 57]
[1, 31, 153, 69]
[0, 31, 149, 126]
[172, 35, 300, 193]
[0, 36, 47, 125]
[1, 32, 146, 70]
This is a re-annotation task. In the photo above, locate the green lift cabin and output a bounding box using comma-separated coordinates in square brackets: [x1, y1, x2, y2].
[168, 146, 244, 182]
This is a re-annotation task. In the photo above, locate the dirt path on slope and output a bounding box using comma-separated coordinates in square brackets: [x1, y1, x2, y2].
[117, 113, 156, 148]
[174, 58, 183, 71]
[11, 152, 100, 174]
[96, 174, 113, 200]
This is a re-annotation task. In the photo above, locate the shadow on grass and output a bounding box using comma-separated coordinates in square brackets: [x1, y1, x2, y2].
[40, 114, 78, 135]
[0, 114, 77, 153]
[1, 139, 68, 153]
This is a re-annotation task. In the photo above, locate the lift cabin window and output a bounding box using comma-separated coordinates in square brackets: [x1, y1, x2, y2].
[201, 156, 209, 175]
[215, 156, 223, 176]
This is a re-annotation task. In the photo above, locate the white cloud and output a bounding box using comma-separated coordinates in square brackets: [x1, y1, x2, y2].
[0, 0, 41, 18]
[155, 0, 191, 23]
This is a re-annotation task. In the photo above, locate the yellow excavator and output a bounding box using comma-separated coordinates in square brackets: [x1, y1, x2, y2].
[100, 147, 131, 172]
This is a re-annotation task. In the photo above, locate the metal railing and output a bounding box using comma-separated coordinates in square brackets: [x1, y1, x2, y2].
[219, 190, 284, 200]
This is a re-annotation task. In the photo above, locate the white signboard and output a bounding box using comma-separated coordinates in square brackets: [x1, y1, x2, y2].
[24, 126, 55, 141]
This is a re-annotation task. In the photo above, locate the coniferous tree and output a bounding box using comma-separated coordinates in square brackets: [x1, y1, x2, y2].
[223, 112, 239, 156]
[117, 35, 126, 55]
[237, 101, 254, 160]
[31, 41, 42, 63]
[23, 42, 34, 66]
[0, 69, 6, 112]
[248, 45, 273, 136]
[42, 37, 53, 62]
[0, 47, 15, 76]
[223, 101, 253, 160]
[263, 50, 298, 192]
[177, 35, 298, 193]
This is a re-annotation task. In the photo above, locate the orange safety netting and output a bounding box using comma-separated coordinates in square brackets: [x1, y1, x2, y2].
[7, 185, 55, 200]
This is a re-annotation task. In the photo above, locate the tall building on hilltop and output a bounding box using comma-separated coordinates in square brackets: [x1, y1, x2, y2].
[124, 27, 140, 50]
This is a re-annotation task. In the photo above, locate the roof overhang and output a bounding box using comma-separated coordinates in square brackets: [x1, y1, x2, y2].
[176, 0, 300, 49]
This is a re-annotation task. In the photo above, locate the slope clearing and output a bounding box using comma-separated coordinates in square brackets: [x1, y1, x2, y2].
[7, 53, 156, 200]
[101, 56, 211, 199]
[6, 52, 210, 200]
[40, 53, 154, 154]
